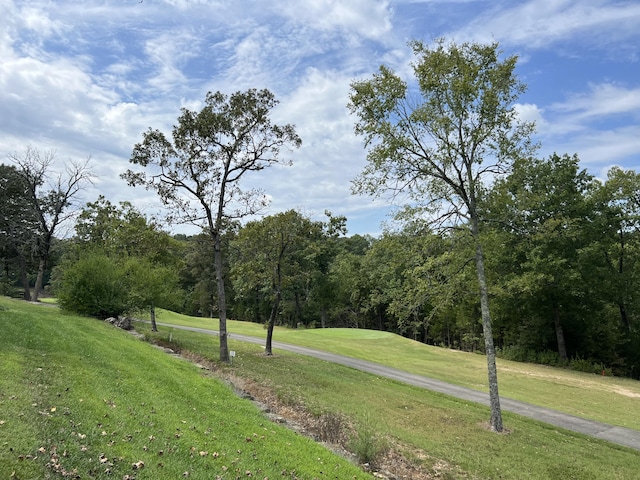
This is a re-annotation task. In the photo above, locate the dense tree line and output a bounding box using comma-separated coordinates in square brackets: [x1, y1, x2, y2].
[2, 152, 640, 379]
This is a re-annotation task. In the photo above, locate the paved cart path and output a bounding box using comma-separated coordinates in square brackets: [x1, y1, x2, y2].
[154, 322, 640, 452]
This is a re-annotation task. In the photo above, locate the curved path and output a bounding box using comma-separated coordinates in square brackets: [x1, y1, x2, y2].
[155, 322, 640, 452]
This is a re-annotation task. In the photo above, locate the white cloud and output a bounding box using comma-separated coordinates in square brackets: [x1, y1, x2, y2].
[451, 0, 640, 51]
[550, 83, 640, 121]
[1, 0, 637, 236]
[514, 103, 548, 131]
[144, 31, 200, 93]
[253, 68, 368, 218]
[276, 0, 393, 42]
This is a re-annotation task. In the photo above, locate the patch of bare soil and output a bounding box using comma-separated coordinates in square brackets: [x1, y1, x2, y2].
[174, 349, 451, 479]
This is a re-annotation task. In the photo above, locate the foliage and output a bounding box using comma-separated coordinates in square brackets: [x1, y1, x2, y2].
[348, 38, 537, 432]
[54, 250, 132, 318]
[348, 411, 388, 466]
[230, 210, 322, 353]
[122, 88, 301, 362]
[0, 163, 38, 299]
[54, 198, 185, 319]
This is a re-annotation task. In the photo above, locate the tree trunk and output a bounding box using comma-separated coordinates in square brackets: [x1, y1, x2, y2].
[265, 292, 280, 356]
[471, 217, 503, 432]
[31, 257, 46, 302]
[553, 306, 568, 362]
[150, 303, 158, 332]
[214, 237, 229, 363]
[16, 251, 30, 300]
[619, 303, 630, 333]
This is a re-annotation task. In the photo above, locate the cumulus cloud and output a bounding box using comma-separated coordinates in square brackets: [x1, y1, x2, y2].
[1, 0, 637, 236]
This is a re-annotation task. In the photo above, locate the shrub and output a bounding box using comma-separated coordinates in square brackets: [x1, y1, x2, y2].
[315, 411, 347, 444]
[54, 252, 132, 318]
[570, 355, 612, 375]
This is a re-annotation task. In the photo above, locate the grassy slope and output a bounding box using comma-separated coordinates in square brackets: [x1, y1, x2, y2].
[0, 298, 370, 479]
[138, 317, 640, 480]
[149, 308, 640, 431]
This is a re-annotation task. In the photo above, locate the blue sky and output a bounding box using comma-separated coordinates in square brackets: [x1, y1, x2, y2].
[1, 0, 639, 237]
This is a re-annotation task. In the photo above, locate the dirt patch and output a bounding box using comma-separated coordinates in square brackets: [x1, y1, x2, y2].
[612, 387, 640, 398]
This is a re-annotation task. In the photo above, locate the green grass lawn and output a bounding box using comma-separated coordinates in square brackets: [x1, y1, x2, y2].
[6, 300, 639, 479]
[136, 320, 640, 479]
[148, 308, 640, 432]
[135, 308, 640, 479]
[0, 298, 370, 479]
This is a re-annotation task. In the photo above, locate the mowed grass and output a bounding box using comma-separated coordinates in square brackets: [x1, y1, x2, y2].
[0, 297, 370, 479]
[148, 308, 640, 431]
[135, 319, 640, 480]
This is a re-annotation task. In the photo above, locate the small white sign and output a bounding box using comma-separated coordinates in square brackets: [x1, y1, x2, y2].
[230, 350, 236, 357]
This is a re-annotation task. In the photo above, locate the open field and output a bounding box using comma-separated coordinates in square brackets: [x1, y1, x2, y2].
[147, 308, 640, 431]
[0, 298, 369, 479]
[3, 299, 639, 479]
[131, 309, 640, 479]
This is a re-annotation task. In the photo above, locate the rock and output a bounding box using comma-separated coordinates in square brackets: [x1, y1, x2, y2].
[105, 316, 132, 330]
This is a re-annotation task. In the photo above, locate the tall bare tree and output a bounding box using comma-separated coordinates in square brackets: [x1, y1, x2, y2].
[348, 40, 536, 432]
[8, 147, 93, 301]
[122, 89, 301, 363]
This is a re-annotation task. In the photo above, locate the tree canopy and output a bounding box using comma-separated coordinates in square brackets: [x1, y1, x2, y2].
[348, 39, 537, 432]
[122, 88, 301, 362]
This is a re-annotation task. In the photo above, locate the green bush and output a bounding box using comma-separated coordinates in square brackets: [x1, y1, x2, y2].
[497, 346, 563, 366]
[570, 355, 612, 375]
[54, 252, 132, 318]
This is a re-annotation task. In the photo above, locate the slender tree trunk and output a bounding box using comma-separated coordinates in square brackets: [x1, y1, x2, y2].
[553, 306, 568, 362]
[265, 292, 280, 356]
[471, 216, 503, 432]
[31, 257, 46, 302]
[214, 236, 229, 363]
[150, 302, 158, 332]
[16, 251, 30, 300]
[290, 289, 302, 327]
[619, 303, 630, 333]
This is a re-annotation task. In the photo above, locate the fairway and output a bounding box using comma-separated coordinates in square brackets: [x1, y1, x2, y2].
[135, 308, 640, 479]
[148, 307, 640, 433]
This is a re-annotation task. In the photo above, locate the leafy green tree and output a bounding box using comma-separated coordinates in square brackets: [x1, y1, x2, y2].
[322, 233, 372, 328]
[304, 211, 348, 328]
[231, 210, 320, 355]
[56, 197, 185, 324]
[75, 195, 181, 264]
[122, 89, 301, 363]
[348, 39, 536, 432]
[124, 256, 183, 332]
[8, 147, 93, 301]
[0, 164, 38, 298]
[597, 167, 640, 334]
[588, 167, 640, 375]
[488, 154, 599, 363]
